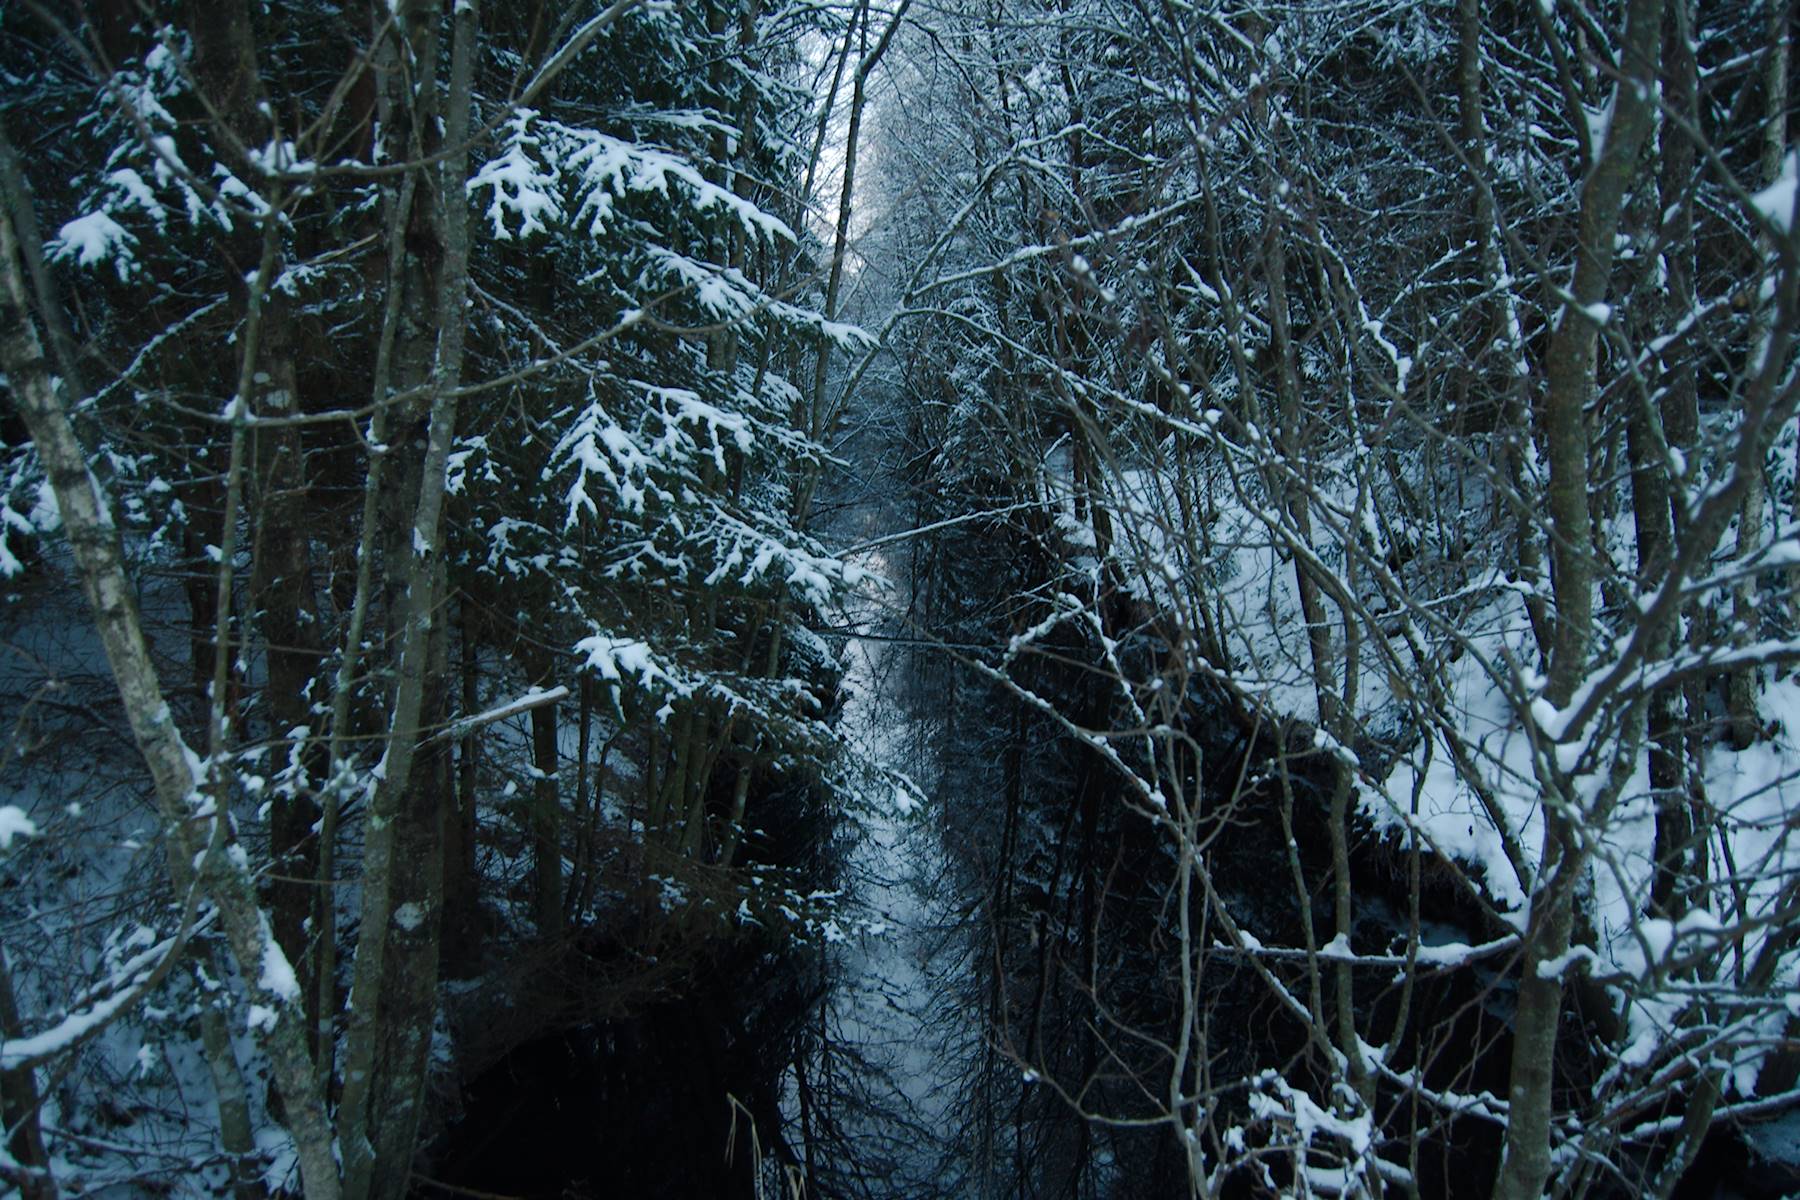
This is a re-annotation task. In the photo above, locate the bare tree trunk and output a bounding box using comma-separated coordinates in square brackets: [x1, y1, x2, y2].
[1643, 0, 1705, 915]
[334, 4, 444, 1188]
[1657, 0, 1713, 912]
[1728, 0, 1790, 749]
[1493, 4, 1661, 1199]
[249, 307, 325, 1046]
[313, 87, 430, 1093]
[194, 956, 266, 1200]
[441, 604, 483, 977]
[365, 558, 449, 1194]
[337, 5, 477, 1194]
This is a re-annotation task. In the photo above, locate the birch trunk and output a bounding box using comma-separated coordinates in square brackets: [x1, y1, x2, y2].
[0, 181, 340, 1200]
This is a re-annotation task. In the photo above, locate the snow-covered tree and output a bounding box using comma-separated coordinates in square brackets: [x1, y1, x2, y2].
[0, 2, 871, 1195]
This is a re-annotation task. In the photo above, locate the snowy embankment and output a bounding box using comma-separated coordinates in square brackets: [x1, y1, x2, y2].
[1055, 446, 1800, 1106]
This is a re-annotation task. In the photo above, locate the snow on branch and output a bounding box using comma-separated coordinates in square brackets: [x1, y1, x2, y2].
[425, 686, 571, 747]
[468, 109, 794, 245]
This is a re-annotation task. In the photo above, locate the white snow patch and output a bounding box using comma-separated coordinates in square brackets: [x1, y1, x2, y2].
[49, 212, 136, 278]
[1753, 150, 1799, 234]
[0, 805, 37, 848]
[259, 937, 302, 1003]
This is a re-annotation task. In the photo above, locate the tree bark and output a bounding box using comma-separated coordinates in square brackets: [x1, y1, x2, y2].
[194, 956, 266, 1200]
[1642, 0, 1705, 915]
[1493, 4, 1662, 1199]
[248, 305, 325, 1046]
[337, 4, 477, 1193]
[441, 604, 483, 977]
[1727, 0, 1790, 749]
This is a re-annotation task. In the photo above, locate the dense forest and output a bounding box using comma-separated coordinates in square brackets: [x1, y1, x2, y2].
[3, 1, 1800, 1197]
